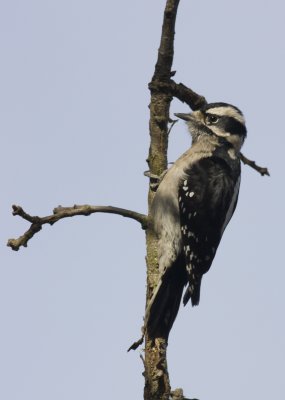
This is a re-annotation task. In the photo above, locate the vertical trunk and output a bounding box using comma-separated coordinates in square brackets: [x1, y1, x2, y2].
[144, 1, 180, 399]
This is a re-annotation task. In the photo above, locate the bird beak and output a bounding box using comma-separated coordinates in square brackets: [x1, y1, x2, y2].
[174, 113, 192, 121]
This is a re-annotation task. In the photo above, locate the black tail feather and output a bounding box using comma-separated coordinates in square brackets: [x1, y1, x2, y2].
[183, 276, 202, 307]
[147, 256, 187, 340]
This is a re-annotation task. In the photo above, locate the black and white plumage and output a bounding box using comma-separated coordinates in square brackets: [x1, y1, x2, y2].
[146, 102, 247, 339]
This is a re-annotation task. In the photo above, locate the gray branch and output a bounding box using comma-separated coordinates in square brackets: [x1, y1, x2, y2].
[7, 204, 148, 251]
[240, 152, 270, 176]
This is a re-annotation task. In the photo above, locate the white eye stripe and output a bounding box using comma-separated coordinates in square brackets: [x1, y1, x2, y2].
[206, 106, 245, 125]
[209, 125, 230, 137]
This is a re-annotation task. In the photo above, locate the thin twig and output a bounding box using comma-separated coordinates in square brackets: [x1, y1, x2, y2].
[167, 118, 178, 136]
[7, 204, 148, 251]
[140, 354, 146, 368]
[128, 334, 144, 352]
[240, 152, 270, 176]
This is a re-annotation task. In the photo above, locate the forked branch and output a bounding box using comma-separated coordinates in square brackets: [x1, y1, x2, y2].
[7, 204, 148, 251]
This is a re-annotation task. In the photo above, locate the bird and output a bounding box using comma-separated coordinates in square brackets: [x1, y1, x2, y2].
[145, 102, 247, 340]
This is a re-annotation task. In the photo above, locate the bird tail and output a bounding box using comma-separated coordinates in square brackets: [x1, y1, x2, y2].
[147, 256, 186, 340]
[182, 275, 202, 307]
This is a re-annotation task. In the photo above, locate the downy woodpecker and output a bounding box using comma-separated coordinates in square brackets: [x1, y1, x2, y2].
[146, 102, 247, 339]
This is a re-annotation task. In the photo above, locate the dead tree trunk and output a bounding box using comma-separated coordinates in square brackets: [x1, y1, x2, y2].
[143, 1, 179, 399]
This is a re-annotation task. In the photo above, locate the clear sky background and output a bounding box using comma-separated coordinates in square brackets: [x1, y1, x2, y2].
[1, 1, 284, 399]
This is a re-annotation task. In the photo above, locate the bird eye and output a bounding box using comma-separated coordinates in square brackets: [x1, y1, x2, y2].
[205, 114, 219, 124]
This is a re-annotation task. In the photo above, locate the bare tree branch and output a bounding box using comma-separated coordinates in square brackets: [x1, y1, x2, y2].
[240, 152, 270, 176]
[7, 204, 148, 251]
[149, 79, 207, 111]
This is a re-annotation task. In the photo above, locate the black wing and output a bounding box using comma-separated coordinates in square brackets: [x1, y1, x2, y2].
[178, 157, 240, 306]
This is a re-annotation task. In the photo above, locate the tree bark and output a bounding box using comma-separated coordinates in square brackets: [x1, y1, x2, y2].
[144, 1, 180, 399]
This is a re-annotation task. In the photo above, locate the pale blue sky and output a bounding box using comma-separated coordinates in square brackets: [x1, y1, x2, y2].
[1, 1, 284, 399]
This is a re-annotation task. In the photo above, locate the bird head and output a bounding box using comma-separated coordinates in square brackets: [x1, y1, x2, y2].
[175, 102, 247, 152]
